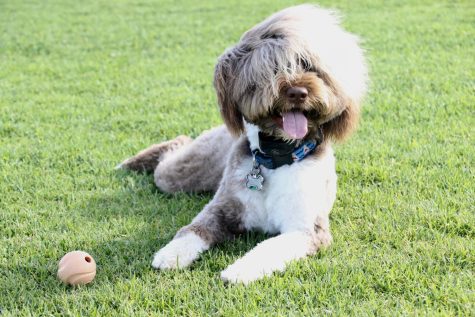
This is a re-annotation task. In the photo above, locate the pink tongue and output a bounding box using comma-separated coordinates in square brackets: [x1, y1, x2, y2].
[282, 111, 308, 139]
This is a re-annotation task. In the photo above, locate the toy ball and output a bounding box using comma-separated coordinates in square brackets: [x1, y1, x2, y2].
[58, 251, 96, 285]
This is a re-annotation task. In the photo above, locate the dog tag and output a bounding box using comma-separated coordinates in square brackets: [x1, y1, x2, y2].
[246, 158, 264, 191]
[246, 173, 264, 191]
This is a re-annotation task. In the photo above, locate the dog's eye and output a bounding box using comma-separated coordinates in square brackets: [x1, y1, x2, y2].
[247, 83, 257, 93]
[299, 58, 315, 72]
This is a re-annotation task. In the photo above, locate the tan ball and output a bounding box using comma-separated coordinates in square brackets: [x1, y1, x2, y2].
[58, 251, 96, 285]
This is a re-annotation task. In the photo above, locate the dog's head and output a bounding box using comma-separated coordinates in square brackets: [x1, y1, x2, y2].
[214, 5, 367, 142]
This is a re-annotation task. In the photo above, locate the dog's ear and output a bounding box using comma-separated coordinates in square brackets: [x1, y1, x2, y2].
[322, 100, 359, 142]
[318, 70, 361, 142]
[214, 54, 245, 136]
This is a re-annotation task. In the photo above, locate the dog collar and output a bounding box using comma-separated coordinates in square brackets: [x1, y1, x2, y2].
[245, 127, 323, 191]
[252, 129, 323, 169]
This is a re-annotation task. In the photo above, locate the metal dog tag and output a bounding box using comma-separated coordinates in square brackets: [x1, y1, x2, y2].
[246, 173, 264, 191]
[246, 158, 264, 191]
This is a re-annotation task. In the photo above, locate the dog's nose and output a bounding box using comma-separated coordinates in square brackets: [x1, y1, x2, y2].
[286, 86, 308, 103]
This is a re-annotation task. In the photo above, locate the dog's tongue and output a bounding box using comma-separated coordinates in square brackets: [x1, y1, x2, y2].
[282, 111, 308, 139]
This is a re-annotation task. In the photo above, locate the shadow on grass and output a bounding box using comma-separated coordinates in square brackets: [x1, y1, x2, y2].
[73, 170, 267, 284]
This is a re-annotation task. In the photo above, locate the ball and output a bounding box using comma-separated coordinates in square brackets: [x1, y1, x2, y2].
[58, 251, 96, 285]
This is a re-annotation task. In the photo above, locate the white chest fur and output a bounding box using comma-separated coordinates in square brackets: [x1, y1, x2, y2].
[234, 124, 338, 235]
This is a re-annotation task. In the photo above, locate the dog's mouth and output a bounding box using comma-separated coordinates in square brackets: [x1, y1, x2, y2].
[272, 111, 308, 139]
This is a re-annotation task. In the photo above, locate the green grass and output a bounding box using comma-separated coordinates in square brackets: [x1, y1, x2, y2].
[1, 0, 474, 315]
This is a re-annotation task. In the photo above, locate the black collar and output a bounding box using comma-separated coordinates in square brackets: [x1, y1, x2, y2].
[253, 128, 323, 169]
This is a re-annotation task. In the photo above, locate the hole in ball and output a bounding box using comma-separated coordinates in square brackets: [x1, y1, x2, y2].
[85, 256, 91, 263]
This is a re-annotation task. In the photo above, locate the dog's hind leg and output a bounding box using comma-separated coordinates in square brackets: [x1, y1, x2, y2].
[153, 125, 234, 193]
[117, 135, 192, 173]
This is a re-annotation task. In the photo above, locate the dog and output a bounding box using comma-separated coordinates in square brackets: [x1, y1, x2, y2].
[118, 4, 367, 284]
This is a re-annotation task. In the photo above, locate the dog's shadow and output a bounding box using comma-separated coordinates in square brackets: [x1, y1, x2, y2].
[75, 170, 267, 282]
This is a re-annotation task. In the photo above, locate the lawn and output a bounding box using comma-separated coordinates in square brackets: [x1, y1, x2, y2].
[1, 0, 474, 315]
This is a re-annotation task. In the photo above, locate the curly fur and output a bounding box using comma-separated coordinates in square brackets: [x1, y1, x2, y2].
[214, 4, 367, 139]
[119, 4, 368, 284]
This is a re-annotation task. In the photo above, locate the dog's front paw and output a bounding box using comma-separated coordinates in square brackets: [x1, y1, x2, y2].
[220, 259, 270, 285]
[152, 232, 208, 270]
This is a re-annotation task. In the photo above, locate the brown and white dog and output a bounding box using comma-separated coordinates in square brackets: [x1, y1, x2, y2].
[118, 4, 367, 284]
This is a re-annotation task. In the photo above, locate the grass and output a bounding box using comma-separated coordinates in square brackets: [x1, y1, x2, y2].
[0, 0, 474, 315]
